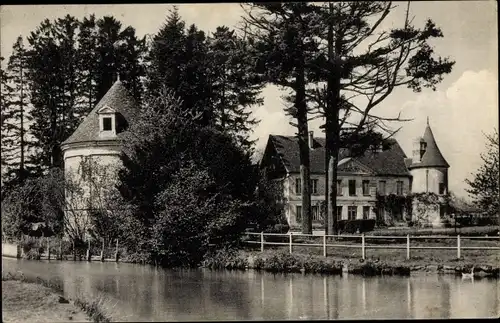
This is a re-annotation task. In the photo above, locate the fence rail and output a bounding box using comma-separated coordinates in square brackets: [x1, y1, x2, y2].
[242, 232, 500, 260]
[4, 236, 123, 262]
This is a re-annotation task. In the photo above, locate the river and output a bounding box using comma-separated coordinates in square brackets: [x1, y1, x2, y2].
[2, 257, 499, 320]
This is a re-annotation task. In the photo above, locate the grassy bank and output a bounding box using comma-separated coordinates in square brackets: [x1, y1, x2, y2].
[243, 233, 500, 266]
[369, 225, 499, 237]
[2, 271, 112, 323]
[202, 248, 500, 278]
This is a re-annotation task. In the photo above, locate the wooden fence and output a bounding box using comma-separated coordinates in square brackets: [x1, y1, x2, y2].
[242, 232, 500, 260]
[6, 236, 123, 262]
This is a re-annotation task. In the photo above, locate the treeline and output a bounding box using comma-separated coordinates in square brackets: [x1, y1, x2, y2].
[1, 14, 146, 191]
[1, 3, 456, 267]
[1, 8, 264, 195]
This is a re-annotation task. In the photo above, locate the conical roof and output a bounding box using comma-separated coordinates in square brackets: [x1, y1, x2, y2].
[410, 120, 449, 169]
[62, 80, 138, 146]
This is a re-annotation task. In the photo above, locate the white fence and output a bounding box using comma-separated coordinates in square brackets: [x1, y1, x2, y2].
[243, 232, 500, 260]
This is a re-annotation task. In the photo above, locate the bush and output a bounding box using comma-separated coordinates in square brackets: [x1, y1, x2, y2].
[475, 217, 498, 226]
[342, 219, 376, 233]
[202, 249, 248, 270]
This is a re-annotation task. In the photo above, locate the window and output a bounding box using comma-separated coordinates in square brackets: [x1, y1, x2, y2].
[311, 179, 318, 194]
[363, 206, 370, 220]
[396, 181, 403, 195]
[337, 180, 342, 196]
[296, 205, 302, 222]
[312, 205, 321, 222]
[102, 117, 112, 131]
[337, 206, 343, 220]
[439, 183, 445, 195]
[295, 178, 301, 195]
[348, 206, 357, 220]
[362, 180, 370, 196]
[348, 180, 356, 196]
[379, 180, 386, 195]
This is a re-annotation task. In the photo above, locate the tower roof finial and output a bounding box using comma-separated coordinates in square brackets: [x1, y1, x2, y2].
[427, 116, 430, 126]
[117, 72, 120, 82]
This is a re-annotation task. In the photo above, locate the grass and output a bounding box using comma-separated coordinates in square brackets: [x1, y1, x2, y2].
[369, 225, 499, 237]
[2, 274, 89, 323]
[2, 270, 112, 323]
[237, 232, 499, 277]
[74, 297, 111, 323]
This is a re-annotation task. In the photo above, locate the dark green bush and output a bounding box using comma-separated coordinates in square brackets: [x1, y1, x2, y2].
[343, 219, 376, 233]
[202, 249, 248, 270]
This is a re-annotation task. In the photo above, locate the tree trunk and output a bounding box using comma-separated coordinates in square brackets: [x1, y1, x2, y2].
[19, 64, 25, 184]
[296, 63, 312, 234]
[326, 2, 342, 235]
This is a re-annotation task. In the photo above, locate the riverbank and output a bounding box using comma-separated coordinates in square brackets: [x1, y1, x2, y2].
[202, 249, 500, 278]
[2, 271, 112, 323]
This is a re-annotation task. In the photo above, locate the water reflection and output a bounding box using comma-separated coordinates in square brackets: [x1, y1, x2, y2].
[2, 257, 499, 321]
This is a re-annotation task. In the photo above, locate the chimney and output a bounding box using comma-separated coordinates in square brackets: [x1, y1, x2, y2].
[308, 131, 314, 149]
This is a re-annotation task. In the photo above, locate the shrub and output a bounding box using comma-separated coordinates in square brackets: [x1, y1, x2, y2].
[343, 219, 376, 233]
[202, 249, 248, 270]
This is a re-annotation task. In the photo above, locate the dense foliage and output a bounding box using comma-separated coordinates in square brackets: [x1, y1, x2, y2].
[116, 89, 270, 267]
[465, 129, 499, 219]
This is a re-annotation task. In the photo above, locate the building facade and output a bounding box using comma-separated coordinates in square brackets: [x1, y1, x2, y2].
[260, 121, 450, 229]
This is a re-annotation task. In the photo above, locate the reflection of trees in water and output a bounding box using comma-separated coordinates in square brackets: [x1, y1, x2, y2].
[203, 270, 251, 319]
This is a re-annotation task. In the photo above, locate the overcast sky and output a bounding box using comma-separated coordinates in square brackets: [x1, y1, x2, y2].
[1, 1, 498, 199]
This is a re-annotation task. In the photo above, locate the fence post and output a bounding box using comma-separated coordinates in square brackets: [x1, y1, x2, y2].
[260, 232, 264, 252]
[457, 234, 461, 259]
[406, 234, 410, 260]
[59, 239, 62, 261]
[323, 234, 327, 257]
[289, 232, 293, 254]
[115, 239, 119, 262]
[361, 234, 366, 260]
[100, 239, 105, 262]
[86, 239, 91, 262]
[47, 237, 51, 261]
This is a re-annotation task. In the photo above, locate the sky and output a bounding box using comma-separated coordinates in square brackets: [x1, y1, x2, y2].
[0, 1, 498, 199]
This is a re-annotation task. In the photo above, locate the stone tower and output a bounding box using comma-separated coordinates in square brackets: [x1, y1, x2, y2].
[407, 118, 450, 226]
[60, 79, 138, 237]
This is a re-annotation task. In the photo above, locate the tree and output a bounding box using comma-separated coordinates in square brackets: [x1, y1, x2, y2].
[308, 1, 454, 234]
[1, 168, 65, 241]
[27, 17, 78, 170]
[145, 8, 214, 126]
[465, 129, 499, 220]
[207, 26, 264, 153]
[117, 88, 262, 266]
[242, 3, 322, 234]
[25, 15, 146, 171]
[1, 37, 35, 191]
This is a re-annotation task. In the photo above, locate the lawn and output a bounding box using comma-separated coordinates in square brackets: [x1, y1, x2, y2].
[1, 280, 89, 323]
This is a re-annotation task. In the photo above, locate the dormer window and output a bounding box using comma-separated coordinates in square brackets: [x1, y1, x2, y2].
[97, 105, 116, 137]
[102, 117, 112, 131]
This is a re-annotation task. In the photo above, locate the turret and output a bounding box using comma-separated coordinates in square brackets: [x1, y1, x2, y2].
[408, 118, 449, 195]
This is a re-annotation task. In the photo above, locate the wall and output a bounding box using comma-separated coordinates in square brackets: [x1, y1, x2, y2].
[284, 173, 411, 226]
[62, 143, 123, 239]
[2, 242, 20, 258]
[410, 167, 448, 194]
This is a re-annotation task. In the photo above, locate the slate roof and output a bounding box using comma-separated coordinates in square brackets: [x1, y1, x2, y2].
[267, 135, 411, 176]
[408, 122, 449, 169]
[61, 80, 138, 146]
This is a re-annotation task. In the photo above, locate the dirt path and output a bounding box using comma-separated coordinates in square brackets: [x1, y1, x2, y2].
[2, 280, 90, 323]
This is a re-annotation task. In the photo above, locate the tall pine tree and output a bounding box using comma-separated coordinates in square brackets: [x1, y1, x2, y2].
[145, 8, 213, 126]
[1, 37, 35, 190]
[207, 26, 264, 153]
